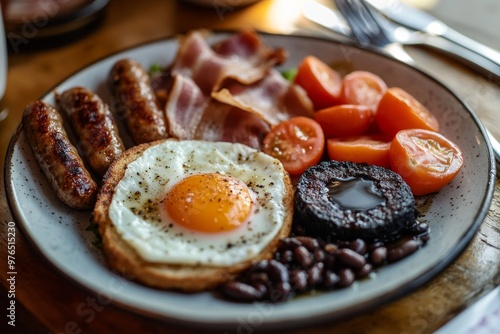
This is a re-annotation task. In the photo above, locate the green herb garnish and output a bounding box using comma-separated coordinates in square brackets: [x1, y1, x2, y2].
[281, 68, 297, 82]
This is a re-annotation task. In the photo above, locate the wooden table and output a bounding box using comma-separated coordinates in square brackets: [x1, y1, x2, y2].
[1, 0, 499, 333]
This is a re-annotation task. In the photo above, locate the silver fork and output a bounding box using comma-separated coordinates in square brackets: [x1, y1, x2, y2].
[333, 0, 500, 78]
[333, 0, 500, 175]
[333, 0, 416, 63]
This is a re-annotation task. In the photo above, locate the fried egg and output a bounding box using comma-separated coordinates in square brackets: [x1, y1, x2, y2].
[108, 140, 290, 266]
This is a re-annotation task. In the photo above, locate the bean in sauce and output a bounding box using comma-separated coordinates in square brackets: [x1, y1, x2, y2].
[220, 222, 430, 303]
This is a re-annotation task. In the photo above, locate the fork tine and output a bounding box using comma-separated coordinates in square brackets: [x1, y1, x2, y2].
[334, 0, 370, 45]
[334, 0, 391, 47]
[333, 0, 416, 64]
[357, 0, 393, 41]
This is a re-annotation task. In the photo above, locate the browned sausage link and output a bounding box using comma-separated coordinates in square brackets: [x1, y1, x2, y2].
[22, 101, 98, 210]
[57, 87, 125, 177]
[109, 58, 168, 144]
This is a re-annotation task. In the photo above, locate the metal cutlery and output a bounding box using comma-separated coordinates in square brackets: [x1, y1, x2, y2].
[365, 0, 500, 79]
[333, 0, 415, 63]
[332, 0, 500, 176]
[302, 1, 352, 38]
[322, 0, 500, 79]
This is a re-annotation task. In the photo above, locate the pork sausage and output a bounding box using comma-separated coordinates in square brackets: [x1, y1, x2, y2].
[57, 87, 125, 177]
[22, 100, 98, 210]
[109, 58, 168, 144]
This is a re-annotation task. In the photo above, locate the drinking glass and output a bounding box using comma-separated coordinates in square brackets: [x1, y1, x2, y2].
[0, 5, 8, 122]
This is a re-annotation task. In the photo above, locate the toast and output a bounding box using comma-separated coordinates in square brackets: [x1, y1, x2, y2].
[93, 139, 294, 292]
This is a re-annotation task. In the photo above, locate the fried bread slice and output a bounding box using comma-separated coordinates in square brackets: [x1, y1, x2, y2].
[93, 139, 293, 292]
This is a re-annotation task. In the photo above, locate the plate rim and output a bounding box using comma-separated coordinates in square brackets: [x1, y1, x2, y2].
[4, 31, 497, 330]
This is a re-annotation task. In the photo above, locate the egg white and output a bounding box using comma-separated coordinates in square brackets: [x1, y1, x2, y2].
[108, 140, 289, 267]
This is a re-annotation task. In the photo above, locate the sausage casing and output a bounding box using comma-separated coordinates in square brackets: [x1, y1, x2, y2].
[109, 58, 168, 144]
[22, 100, 98, 210]
[58, 87, 125, 177]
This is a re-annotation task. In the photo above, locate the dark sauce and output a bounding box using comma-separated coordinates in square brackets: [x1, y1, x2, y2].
[327, 177, 385, 210]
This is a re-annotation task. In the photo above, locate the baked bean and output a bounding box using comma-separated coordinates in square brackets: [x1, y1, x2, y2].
[295, 236, 320, 251]
[314, 248, 326, 262]
[370, 246, 388, 265]
[268, 259, 289, 283]
[387, 239, 422, 262]
[307, 262, 324, 286]
[222, 220, 430, 303]
[291, 269, 308, 292]
[247, 272, 268, 286]
[222, 281, 264, 301]
[269, 282, 291, 303]
[409, 221, 429, 235]
[349, 239, 367, 255]
[356, 263, 373, 278]
[323, 270, 340, 288]
[337, 268, 355, 288]
[278, 249, 293, 264]
[253, 283, 268, 296]
[294, 245, 313, 268]
[279, 237, 301, 250]
[338, 248, 367, 270]
[253, 259, 269, 272]
[366, 241, 385, 252]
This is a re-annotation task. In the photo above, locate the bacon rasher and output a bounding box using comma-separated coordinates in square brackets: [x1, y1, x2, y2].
[163, 30, 314, 149]
[171, 30, 286, 94]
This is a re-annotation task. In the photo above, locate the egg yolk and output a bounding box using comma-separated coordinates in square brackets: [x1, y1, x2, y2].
[164, 173, 254, 233]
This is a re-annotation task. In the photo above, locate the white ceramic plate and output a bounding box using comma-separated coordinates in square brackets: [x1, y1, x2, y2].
[5, 32, 496, 331]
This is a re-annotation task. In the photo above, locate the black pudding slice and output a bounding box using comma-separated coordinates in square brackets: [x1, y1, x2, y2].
[294, 161, 417, 243]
